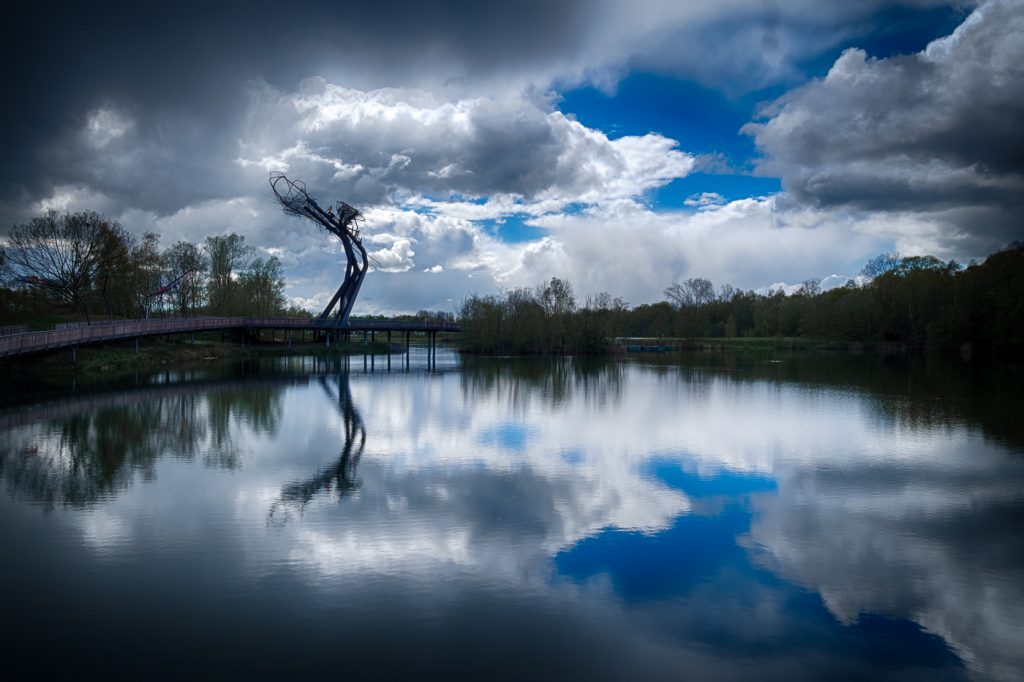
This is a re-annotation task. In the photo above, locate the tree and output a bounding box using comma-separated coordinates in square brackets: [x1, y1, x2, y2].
[95, 222, 137, 320]
[861, 252, 901, 278]
[240, 256, 286, 316]
[664, 277, 715, 308]
[724, 313, 738, 338]
[797, 278, 821, 297]
[162, 241, 208, 316]
[205, 234, 251, 315]
[538, 277, 576, 316]
[133, 232, 164, 317]
[3, 210, 115, 321]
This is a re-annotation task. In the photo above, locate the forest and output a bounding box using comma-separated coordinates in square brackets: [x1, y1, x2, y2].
[458, 244, 1024, 359]
[0, 210, 298, 328]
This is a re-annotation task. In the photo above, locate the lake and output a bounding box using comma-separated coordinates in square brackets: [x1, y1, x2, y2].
[1, 349, 1022, 680]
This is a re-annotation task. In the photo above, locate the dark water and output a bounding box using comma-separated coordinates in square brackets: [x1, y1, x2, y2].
[1, 350, 1022, 680]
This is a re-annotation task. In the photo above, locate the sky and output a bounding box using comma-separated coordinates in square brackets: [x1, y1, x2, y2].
[2, 0, 1022, 314]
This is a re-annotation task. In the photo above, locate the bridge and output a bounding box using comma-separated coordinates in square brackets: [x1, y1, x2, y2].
[0, 316, 460, 359]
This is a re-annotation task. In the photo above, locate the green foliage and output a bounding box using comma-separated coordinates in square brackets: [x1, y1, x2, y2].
[1, 211, 293, 324]
[458, 245, 1024, 358]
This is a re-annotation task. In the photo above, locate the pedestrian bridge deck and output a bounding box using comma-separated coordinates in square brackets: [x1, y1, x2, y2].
[0, 316, 460, 359]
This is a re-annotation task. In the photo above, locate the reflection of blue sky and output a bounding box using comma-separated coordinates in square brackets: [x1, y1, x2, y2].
[643, 458, 777, 498]
[555, 462, 965, 675]
[477, 423, 532, 451]
[1, 353, 1022, 679]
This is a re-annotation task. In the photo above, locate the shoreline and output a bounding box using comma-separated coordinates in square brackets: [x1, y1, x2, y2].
[0, 336, 405, 383]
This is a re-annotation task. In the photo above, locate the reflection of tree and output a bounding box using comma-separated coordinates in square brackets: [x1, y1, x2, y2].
[460, 356, 624, 412]
[637, 352, 1024, 452]
[204, 386, 284, 468]
[0, 382, 285, 509]
[268, 374, 365, 526]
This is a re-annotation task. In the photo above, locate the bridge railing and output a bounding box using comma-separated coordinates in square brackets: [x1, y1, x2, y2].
[0, 316, 460, 358]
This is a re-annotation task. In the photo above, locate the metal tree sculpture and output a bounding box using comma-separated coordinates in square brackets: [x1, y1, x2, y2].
[270, 172, 368, 323]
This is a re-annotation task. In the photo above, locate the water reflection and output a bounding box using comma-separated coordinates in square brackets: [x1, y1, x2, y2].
[268, 375, 365, 525]
[0, 378, 290, 508]
[746, 458, 1024, 681]
[0, 353, 1021, 680]
[634, 352, 1024, 451]
[461, 356, 625, 411]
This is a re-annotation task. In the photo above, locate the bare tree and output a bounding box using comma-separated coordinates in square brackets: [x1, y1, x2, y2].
[797, 278, 821, 297]
[538, 277, 576, 316]
[204, 234, 251, 315]
[162, 241, 208, 316]
[4, 210, 117, 322]
[664, 277, 715, 308]
[860, 252, 901, 278]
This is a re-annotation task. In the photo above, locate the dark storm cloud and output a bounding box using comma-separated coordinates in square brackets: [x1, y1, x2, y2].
[2, 0, 967, 219]
[744, 0, 1024, 255]
[1, 0, 592, 216]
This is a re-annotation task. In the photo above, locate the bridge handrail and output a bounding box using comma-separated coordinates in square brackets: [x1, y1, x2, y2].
[0, 316, 460, 358]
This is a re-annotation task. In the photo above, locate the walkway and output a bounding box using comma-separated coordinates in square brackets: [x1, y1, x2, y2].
[0, 316, 460, 359]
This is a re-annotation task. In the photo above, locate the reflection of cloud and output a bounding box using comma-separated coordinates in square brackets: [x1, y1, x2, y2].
[746, 458, 1024, 682]
[6, 357, 1022, 679]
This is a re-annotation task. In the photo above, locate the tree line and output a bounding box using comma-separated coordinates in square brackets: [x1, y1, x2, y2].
[458, 243, 1024, 358]
[0, 209, 296, 325]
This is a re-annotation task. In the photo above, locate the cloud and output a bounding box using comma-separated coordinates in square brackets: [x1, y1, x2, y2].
[2, 0, 1001, 313]
[748, 456, 1024, 682]
[504, 197, 887, 300]
[370, 238, 416, 272]
[239, 79, 695, 214]
[684, 192, 727, 208]
[2, 1, 965, 216]
[743, 0, 1024, 256]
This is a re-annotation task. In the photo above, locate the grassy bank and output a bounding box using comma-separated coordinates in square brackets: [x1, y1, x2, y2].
[622, 337, 890, 352]
[1, 334, 401, 381]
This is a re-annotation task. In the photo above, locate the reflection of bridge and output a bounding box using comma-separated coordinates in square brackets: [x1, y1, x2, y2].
[0, 316, 460, 359]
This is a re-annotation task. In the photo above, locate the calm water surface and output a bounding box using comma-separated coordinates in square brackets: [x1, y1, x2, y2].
[1, 350, 1022, 680]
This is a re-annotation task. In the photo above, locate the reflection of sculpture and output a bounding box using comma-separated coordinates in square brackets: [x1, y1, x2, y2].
[270, 173, 368, 324]
[268, 374, 366, 525]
